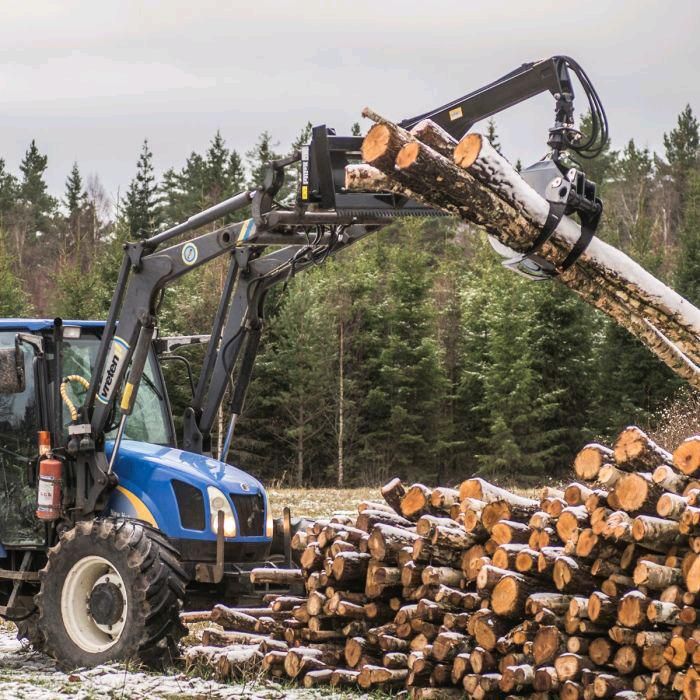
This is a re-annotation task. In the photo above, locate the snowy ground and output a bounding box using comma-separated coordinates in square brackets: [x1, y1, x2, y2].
[0, 628, 368, 700]
[0, 490, 416, 699]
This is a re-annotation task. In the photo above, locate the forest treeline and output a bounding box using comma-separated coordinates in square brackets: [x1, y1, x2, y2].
[0, 109, 699, 487]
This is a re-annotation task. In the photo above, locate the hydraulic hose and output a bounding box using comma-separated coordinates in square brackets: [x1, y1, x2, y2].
[60, 375, 90, 422]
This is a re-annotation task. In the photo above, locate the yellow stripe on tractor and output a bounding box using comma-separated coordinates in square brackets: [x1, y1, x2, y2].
[116, 486, 158, 528]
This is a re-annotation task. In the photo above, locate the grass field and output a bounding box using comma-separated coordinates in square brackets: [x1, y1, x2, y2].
[267, 487, 378, 519]
[266, 484, 548, 520]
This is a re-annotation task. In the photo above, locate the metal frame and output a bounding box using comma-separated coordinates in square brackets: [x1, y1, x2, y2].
[68, 53, 604, 517]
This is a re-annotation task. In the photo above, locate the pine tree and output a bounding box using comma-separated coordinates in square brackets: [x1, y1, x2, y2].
[675, 168, 700, 305]
[657, 105, 700, 234]
[243, 270, 336, 486]
[0, 159, 18, 223]
[486, 119, 502, 155]
[246, 131, 281, 189]
[124, 139, 161, 238]
[577, 112, 618, 190]
[19, 140, 55, 232]
[606, 139, 659, 263]
[664, 105, 699, 175]
[0, 231, 29, 315]
[64, 162, 84, 214]
[357, 223, 448, 483]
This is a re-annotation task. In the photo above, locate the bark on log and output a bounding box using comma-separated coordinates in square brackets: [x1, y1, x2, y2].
[381, 477, 406, 514]
[654, 465, 691, 496]
[632, 515, 686, 551]
[459, 478, 537, 508]
[368, 523, 420, 562]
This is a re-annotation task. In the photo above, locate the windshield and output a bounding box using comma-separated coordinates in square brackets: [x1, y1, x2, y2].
[61, 333, 173, 446]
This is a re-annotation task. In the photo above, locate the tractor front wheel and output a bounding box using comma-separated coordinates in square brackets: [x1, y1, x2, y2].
[36, 518, 187, 669]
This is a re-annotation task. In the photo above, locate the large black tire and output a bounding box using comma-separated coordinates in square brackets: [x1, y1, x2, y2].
[36, 518, 187, 669]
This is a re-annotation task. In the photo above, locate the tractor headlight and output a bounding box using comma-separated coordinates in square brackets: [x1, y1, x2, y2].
[206, 486, 236, 538]
[264, 491, 274, 538]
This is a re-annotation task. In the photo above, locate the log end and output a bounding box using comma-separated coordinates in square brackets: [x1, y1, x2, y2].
[396, 142, 420, 170]
[453, 133, 483, 169]
[361, 124, 392, 165]
[674, 436, 700, 476]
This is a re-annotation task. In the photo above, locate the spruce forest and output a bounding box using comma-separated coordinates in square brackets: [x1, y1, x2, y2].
[1, 108, 699, 488]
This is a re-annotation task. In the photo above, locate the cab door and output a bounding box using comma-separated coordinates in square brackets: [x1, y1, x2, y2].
[0, 331, 45, 545]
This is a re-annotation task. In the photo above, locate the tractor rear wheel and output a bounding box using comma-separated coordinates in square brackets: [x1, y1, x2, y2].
[36, 518, 187, 669]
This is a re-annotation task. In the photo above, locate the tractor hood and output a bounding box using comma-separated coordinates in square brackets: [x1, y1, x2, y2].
[105, 440, 264, 494]
[103, 440, 269, 541]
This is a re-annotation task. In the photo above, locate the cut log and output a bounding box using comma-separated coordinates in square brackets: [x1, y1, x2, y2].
[471, 609, 511, 651]
[200, 628, 264, 646]
[381, 477, 406, 514]
[459, 478, 537, 508]
[613, 426, 673, 471]
[615, 473, 664, 514]
[588, 591, 617, 624]
[491, 520, 531, 545]
[617, 591, 652, 628]
[209, 605, 258, 632]
[556, 506, 590, 542]
[400, 483, 433, 519]
[674, 436, 700, 476]
[574, 443, 614, 482]
[564, 483, 595, 507]
[491, 573, 540, 619]
[368, 523, 420, 562]
[632, 515, 686, 551]
[657, 491, 690, 520]
[633, 561, 682, 590]
[355, 508, 413, 532]
[408, 118, 457, 158]
[533, 625, 567, 665]
[332, 551, 371, 584]
[553, 556, 597, 594]
[653, 465, 691, 495]
[429, 486, 460, 511]
[554, 653, 593, 682]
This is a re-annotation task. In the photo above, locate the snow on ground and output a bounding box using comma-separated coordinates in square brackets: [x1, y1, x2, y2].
[0, 628, 363, 700]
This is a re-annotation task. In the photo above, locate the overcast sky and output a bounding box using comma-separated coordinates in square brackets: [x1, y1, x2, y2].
[1, 0, 698, 207]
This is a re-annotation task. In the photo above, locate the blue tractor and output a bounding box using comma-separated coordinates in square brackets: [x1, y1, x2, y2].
[0, 318, 281, 667]
[0, 55, 608, 667]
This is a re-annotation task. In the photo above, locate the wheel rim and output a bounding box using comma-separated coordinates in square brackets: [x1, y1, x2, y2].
[60, 555, 128, 653]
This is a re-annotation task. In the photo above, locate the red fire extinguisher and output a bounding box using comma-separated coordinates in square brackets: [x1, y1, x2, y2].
[36, 431, 62, 521]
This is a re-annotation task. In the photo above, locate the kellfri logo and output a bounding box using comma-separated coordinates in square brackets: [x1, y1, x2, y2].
[97, 337, 129, 404]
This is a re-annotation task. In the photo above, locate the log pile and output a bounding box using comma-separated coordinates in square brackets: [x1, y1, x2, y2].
[182, 425, 700, 699]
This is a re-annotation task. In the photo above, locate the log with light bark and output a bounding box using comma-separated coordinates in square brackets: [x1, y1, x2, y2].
[358, 112, 700, 386]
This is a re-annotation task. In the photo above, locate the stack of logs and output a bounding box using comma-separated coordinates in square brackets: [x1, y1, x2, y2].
[183, 425, 700, 699]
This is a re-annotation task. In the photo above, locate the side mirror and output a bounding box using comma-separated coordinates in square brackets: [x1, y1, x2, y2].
[0, 343, 25, 394]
